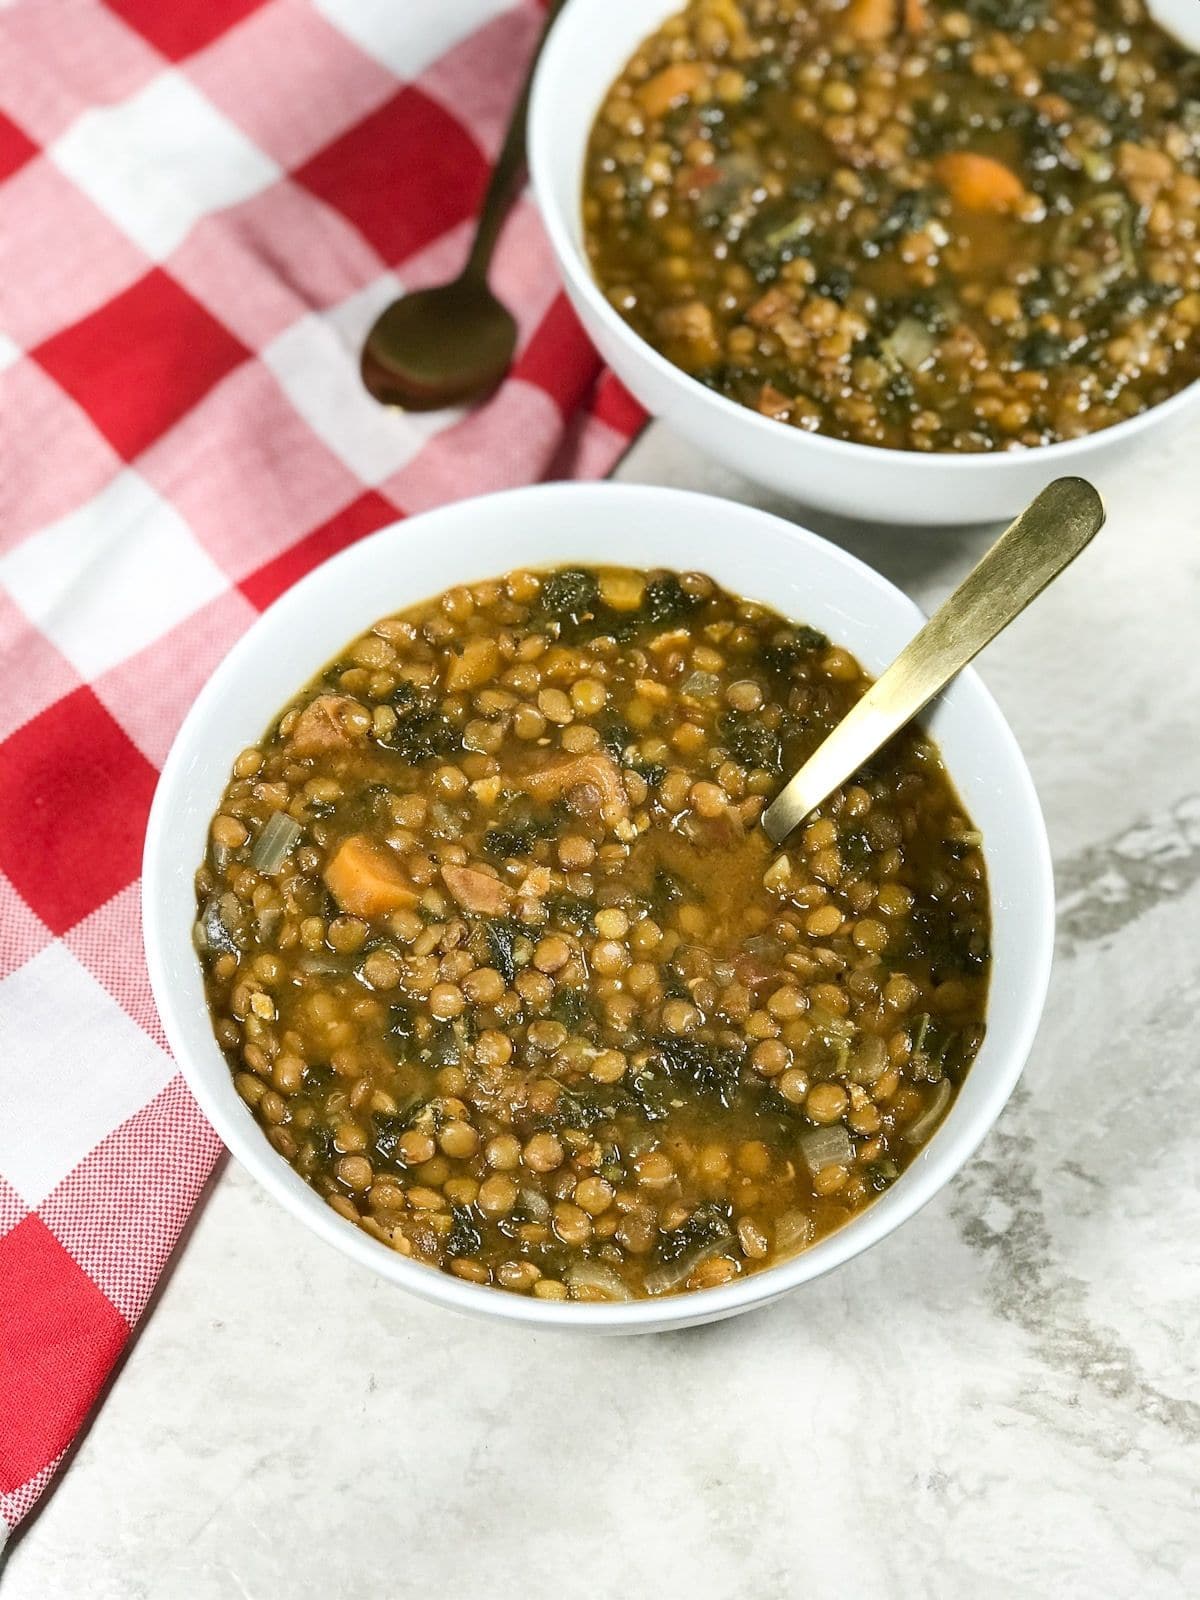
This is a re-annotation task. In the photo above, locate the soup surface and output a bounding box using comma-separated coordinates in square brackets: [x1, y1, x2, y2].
[583, 0, 1200, 451]
[196, 566, 990, 1301]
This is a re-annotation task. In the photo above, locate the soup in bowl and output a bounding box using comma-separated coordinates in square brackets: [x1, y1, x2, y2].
[143, 483, 1053, 1331]
[529, 0, 1200, 522]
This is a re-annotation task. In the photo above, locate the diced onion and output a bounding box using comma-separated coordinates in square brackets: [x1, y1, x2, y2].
[251, 810, 302, 873]
[881, 316, 936, 372]
[197, 893, 241, 956]
[519, 1187, 551, 1223]
[643, 1233, 731, 1297]
[903, 1077, 953, 1145]
[848, 1033, 888, 1085]
[681, 670, 722, 698]
[565, 1261, 634, 1302]
[799, 1124, 854, 1173]
[774, 1210, 814, 1253]
[296, 952, 353, 976]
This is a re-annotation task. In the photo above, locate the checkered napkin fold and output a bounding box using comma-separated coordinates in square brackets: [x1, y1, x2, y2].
[0, 0, 643, 1543]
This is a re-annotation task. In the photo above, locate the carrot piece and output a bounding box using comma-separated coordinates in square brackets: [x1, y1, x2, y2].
[441, 864, 512, 916]
[844, 0, 898, 42]
[637, 62, 708, 119]
[933, 152, 1026, 213]
[324, 835, 418, 917]
[903, 0, 927, 31]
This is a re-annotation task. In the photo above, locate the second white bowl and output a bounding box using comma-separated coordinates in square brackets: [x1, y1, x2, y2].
[528, 0, 1200, 525]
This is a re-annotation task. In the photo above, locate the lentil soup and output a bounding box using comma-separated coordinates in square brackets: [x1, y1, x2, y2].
[583, 0, 1200, 452]
[196, 566, 990, 1301]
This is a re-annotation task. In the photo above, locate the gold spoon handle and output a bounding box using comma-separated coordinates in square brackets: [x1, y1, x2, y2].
[463, 0, 567, 281]
[761, 476, 1106, 846]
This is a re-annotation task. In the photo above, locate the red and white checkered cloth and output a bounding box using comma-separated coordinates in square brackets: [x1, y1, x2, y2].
[0, 0, 644, 1543]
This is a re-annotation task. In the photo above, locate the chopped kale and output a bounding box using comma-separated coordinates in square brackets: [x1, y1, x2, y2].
[540, 568, 599, 619]
[420, 1022, 467, 1068]
[1120, 280, 1179, 317]
[905, 898, 990, 980]
[545, 1083, 621, 1133]
[300, 1062, 335, 1096]
[626, 1066, 676, 1122]
[643, 572, 696, 624]
[762, 626, 828, 675]
[813, 263, 854, 304]
[840, 829, 875, 875]
[1043, 68, 1127, 128]
[962, 0, 1046, 29]
[717, 709, 782, 774]
[546, 892, 595, 933]
[867, 1159, 900, 1192]
[306, 1123, 336, 1165]
[385, 1004, 416, 1043]
[652, 869, 687, 906]
[379, 689, 462, 763]
[371, 1112, 411, 1168]
[483, 806, 558, 859]
[1014, 331, 1072, 370]
[484, 798, 561, 860]
[483, 827, 535, 859]
[549, 985, 592, 1031]
[597, 714, 634, 762]
[655, 1203, 732, 1265]
[882, 368, 917, 415]
[743, 208, 816, 280]
[485, 919, 520, 987]
[633, 760, 667, 789]
[1021, 266, 1071, 318]
[653, 1036, 745, 1107]
[870, 188, 934, 250]
[662, 961, 693, 1002]
[445, 1207, 483, 1259]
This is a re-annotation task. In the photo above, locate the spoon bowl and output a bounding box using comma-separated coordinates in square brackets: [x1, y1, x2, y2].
[360, 0, 564, 411]
[361, 275, 518, 411]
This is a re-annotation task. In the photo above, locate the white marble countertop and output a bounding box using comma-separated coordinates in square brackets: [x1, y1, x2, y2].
[6, 422, 1200, 1600]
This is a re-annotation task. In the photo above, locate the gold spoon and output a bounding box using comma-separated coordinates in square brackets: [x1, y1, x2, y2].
[361, 1, 565, 410]
[762, 477, 1106, 846]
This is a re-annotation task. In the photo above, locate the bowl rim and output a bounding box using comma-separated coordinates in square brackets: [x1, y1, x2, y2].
[143, 481, 1055, 1329]
[527, 0, 1200, 476]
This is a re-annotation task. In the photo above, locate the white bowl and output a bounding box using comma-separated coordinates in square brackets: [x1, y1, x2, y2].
[528, 0, 1200, 526]
[143, 482, 1053, 1333]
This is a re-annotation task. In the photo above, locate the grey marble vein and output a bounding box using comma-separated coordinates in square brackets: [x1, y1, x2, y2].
[1056, 795, 1200, 955]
